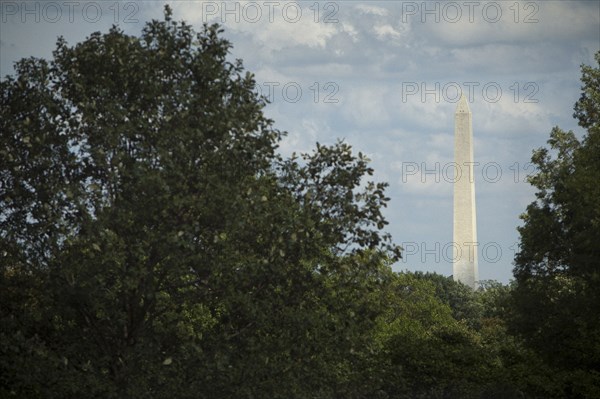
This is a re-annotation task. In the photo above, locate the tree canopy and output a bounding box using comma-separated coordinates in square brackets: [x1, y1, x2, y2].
[0, 8, 399, 398]
[510, 51, 600, 398]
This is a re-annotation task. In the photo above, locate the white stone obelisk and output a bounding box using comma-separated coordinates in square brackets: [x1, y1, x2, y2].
[453, 94, 478, 289]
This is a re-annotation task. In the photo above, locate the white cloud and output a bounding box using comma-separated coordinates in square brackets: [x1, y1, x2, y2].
[355, 4, 388, 17]
[248, 18, 337, 52]
[374, 24, 403, 40]
[175, 1, 338, 54]
[413, 1, 599, 47]
[340, 23, 359, 43]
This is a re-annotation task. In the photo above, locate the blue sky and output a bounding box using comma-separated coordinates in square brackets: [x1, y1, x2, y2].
[2, 1, 599, 282]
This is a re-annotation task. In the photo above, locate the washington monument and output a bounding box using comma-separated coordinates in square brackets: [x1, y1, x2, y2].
[453, 94, 478, 289]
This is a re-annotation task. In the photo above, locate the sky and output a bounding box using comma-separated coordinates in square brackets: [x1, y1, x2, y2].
[2, 1, 599, 282]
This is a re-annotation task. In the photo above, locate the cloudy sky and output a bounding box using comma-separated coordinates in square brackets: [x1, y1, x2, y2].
[2, 1, 599, 282]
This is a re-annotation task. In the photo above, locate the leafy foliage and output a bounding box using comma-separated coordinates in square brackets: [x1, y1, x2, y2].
[511, 51, 600, 397]
[0, 7, 399, 398]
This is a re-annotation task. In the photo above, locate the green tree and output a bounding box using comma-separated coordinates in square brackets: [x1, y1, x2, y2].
[511, 52, 600, 397]
[411, 271, 483, 328]
[370, 272, 492, 399]
[0, 7, 400, 398]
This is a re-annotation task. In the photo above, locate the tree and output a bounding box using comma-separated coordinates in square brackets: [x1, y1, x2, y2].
[411, 271, 483, 328]
[511, 52, 600, 397]
[366, 272, 491, 399]
[0, 7, 400, 398]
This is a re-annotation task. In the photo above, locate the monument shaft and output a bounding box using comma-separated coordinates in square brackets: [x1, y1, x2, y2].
[453, 95, 478, 289]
